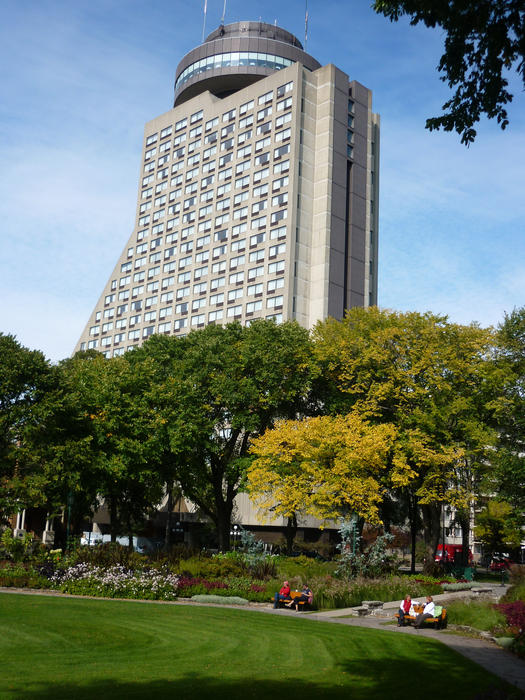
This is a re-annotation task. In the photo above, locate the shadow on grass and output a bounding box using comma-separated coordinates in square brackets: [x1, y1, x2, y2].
[5, 664, 515, 700]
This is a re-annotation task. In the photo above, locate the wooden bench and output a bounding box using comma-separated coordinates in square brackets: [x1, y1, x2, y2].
[395, 605, 448, 629]
[273, 590, 310, 610]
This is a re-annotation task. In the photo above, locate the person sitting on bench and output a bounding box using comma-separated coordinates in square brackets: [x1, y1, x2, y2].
[398, 594, 412, 626]
[286, 583, 313, 611]
[414, 596, 435, 628]
[273, 581, 291, 608]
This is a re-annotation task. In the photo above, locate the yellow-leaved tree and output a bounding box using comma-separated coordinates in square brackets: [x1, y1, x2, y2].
[313, 307, 498, 571]
[247, 412, 415, 527]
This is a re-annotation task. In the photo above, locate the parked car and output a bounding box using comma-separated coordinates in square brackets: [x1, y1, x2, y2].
[489, 556, 514, 571]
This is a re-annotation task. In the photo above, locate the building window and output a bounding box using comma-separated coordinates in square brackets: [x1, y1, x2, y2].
[227, 304, 242, 318]
[246, 300, 262, 314]
[208, 309, 223, 322]
[267, 277, 284, 292]
[268, 260, 285, 275]
[229, 271, 244, 285]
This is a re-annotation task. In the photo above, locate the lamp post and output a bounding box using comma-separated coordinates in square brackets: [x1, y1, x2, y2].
[172, 520, 184, 542]
[230, 524, 241, 550]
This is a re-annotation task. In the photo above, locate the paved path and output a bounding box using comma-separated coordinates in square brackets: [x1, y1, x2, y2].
[3, 586, 525, 695]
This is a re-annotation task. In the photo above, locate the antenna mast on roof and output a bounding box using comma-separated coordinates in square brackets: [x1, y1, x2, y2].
[201, 0, 208, 42]
[304, 0, 309, 49]
[221, 0, 227, 25]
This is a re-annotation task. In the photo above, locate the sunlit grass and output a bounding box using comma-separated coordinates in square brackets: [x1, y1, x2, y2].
[0, 593, 509, 699]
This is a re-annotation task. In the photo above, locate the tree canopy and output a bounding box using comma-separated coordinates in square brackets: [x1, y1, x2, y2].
[313, 307, 499, 566]
[248, 412, 412, 525]
[134, 320, 317, 549]
[490, 307, 525, 513]
[373, 0, 525, 144]
[0, 334, 52, 523]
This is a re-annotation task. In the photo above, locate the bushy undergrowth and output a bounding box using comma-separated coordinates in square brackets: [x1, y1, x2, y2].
[281, 574, 443, 610]
[71, 542, 148, 570]
[275, 555, 338, 580]
[191, 594, 249, 605]
[445, 599, 508, 634]
[0, 562, 51, 589]
[0, 537, 486, 609]
[494, 601, 525, 632]
[176, 575, 269, 601]
[442, 582, 474, 591]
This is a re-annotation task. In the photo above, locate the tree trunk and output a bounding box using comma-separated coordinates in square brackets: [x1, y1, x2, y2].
[164, 483, 174, 550]
[421, 503, 441, 573]
[109, 497, 118, 543]
[458, 508, 471, 567]
[285, 514, 297, 555]
[215, 501, 233, 551]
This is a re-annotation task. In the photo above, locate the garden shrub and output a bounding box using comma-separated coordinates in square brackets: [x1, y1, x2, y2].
[494, 601, 525, 631]
[445, 599, 508, 634]
[0, 529, 34, 563]
[191, 594, 249, 605]
[70, 543, 148, 569]
[176, 575, 270, 601]
[508, 564, 525, 586]
[0, 562, 51, 589]
[335, 526, 397, 579]
[178, 555, 247, 579]
[275, 555, 337, 581]
[442, 582, 474, 591]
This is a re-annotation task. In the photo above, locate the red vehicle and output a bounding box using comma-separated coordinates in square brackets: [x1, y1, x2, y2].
[435, 544, 473, 564]
[489, 556, 514, 572]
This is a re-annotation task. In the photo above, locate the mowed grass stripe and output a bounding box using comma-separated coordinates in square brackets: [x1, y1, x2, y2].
[0, 593, 507, 700]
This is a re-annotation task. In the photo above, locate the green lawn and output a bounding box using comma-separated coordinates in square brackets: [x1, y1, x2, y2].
[0, 593, 508, 700]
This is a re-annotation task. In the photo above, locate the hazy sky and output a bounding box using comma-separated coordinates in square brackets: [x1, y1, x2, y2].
[1, 0, 524, 362]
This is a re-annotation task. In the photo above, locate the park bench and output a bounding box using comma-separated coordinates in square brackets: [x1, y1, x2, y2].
[395, 604, 448, 629]
[273, 590, 310, 610]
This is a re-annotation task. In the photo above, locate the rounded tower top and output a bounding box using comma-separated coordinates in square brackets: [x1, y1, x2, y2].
[203, 22, 304, 48]
[174, 21, 320, 106]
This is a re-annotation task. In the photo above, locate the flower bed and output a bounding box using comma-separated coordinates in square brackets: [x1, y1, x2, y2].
[50, 563, 180, 601]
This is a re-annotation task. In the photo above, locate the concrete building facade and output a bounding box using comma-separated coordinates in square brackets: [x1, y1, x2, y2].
[75, 21, 379, 356]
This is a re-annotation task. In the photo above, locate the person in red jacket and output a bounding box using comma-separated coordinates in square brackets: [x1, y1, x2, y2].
[273, 580, 291, 608]
[398, 594, 412, 626]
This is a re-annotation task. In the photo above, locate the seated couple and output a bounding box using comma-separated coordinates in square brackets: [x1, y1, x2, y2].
[273, 582, 313, 611]
[398, 595, 435, 628]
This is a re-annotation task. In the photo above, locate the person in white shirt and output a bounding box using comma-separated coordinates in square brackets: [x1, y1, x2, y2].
[414, 596, 435, 628]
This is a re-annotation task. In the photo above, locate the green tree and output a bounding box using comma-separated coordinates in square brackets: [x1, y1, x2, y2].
[475, 499, 521, 558]
[490, 307, 525, 513]
[373, 0, 525, 144]
[26, 351, 165, 543]
[137, 320, 316, 550]
[313, 308, 498, 570]
[0, 334, 52, 523]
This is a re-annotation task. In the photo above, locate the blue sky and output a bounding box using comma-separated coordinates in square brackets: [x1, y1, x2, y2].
[1, 0, 524, 362]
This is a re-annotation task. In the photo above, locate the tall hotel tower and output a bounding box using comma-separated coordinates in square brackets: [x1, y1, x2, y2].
[75, 22, 379, 355]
